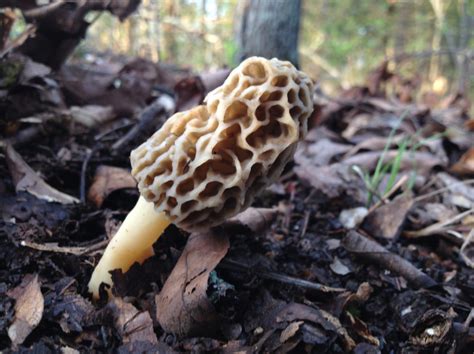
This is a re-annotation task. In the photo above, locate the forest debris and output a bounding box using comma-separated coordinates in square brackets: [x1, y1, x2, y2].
[174, 76, 205, 112]
[404, 208, 474, 238]
[346, 312, 380, 346]
[20, 239, 109, 256]
[244, 291, 356, 351]
[111, 94, 175, 151]
[342, 230, 436, 288]
[408, 309, 454, 348]
[7, 274, 44, 346]
[5, 144, 79, 204]
[451, 147, 474, 176]
[295, 162, 366, 203]
[339, 207, 369, 229]
[362, 194, 414, 239]
[49, 294, 94, 334]
[69, 105, 115, 128]
[436, 173, 474, 208]
[155, 231, 229, 337]
[220, 259, 345, 293]
[330, 257, 352, 275]
[460, 229, 474, 268]
[87, 165, 136, 207]
[280, 321, 304, 343]
[296, 137, 352, 166]
[107, 298, 158, 346]
[224, 207, 277, 234]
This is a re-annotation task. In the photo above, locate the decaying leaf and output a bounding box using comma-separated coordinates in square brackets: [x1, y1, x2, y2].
[342, 230, 436, 288]
[346, 312, 380, 346]
[5, 144, 79, 204]
[69, 105, 115, 128]
[7, 274, 44, 346]
[107, 298, 158, 346]
[87, 165, 136, 207]
[451, 147, 474, 176]
[362, 193, 414, 239]
[155, 231, 230, 337]
[409, 309, 454, 348]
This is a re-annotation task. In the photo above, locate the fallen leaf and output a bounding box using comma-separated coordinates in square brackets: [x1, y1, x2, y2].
[409, 309, 453, 348]
[294, 162, 366, 204]
[346, 311, 380, 346]
[155, 231, 229, 337]
[69, 105, 115, 128]
[107, 298, 158, 346]
[362, 194, 414, 239]
[437, 173, 474, 209]
[6, 144, 79, 204]
[451, 147, 474, 176]
[342, 230, 436, 288]
[50, 294, 94, 333]
[330, 257, 352, 276]
[7, 274, 44, 346]
[87, 165, 136, 207]
[225, 207, 277, 234]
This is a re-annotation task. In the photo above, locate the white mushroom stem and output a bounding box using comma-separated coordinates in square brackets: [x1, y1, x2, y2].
[88, 196, 171, 299]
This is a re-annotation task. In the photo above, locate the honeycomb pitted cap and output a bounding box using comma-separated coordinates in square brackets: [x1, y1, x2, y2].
[130, 57, 314, 231]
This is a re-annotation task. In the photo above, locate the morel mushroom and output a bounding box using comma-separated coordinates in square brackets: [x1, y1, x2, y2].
[88, 57, 314, 298]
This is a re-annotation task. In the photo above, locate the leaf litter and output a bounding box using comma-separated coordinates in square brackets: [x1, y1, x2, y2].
[0, 17, 473, 353]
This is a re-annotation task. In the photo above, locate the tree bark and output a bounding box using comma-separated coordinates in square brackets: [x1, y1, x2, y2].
[237, 0, 301, 67]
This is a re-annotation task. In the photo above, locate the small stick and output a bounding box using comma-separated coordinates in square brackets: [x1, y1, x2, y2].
[21, 239, 109, 256]
[219, 259, 345, 293]
[112, 95, 175, 152]
[80, 147, 96, 203]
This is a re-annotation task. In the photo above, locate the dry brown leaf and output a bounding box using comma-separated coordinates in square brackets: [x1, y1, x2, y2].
[7, 274, 44, 346]
[225, 207, 277, 234]
[342, 230, 436, 288]
[107, 298, 158, 346]
[87, 165, 136, 207]
[362, 194, 414, 239]
[6, 144, 79, 204]
[346, 312, 380, 346]
[451, 147, 474, 176]
[155, 231, 229, 337]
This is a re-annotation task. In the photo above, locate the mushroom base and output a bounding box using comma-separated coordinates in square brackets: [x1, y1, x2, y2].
[88, 196, 170, 299]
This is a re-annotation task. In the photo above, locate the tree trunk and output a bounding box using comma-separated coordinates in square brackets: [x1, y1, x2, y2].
[237, 0, 301, 67]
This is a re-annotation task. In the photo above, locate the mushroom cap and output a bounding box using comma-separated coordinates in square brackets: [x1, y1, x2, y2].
[130, 57, 314, 231]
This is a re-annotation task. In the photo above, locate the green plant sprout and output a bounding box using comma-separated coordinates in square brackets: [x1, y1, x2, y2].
[352, 111, 446, 207]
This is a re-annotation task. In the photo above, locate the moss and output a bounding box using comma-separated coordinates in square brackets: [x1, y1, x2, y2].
[0, 60, 23, 89]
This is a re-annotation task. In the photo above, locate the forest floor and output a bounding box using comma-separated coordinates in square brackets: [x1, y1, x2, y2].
[1, 51, 474, 353]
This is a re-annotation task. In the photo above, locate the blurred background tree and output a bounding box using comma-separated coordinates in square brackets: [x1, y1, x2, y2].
[75, 0, 472, 96]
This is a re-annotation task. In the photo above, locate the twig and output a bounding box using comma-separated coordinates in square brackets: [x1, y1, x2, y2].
[80, 147, 96, 203]
[0, 24, 36, 58]
[219, 259, 345, 293]
[21, 239, 109, 256]
[112, 95, 175, 152]
[414, 178, 474, 203]
[367, 174, 409, 214]
[23, 0, 66, 18]
[404, 208, 474, 238]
